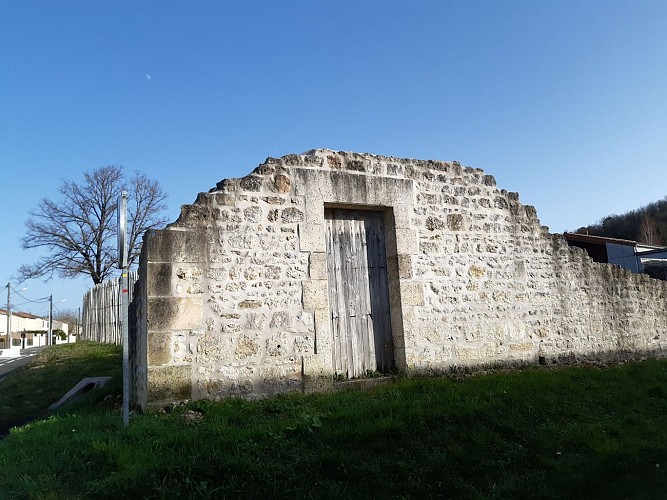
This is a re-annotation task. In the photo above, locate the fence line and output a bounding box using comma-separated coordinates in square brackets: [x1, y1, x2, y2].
[81, 272, 138, 344]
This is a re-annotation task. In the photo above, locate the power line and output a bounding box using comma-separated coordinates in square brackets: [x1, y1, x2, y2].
[25, 303, 48, 318]
[12, 300, 46, 308]
[9, 286, 50, 304]
[52, 303, 70, 316]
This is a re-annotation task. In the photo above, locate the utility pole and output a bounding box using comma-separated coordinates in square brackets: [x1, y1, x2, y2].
[77, 306, 81, 342]
[5, 283, 10, 349]
[48, 294, 53, 347]
[118, 190, 130, 426]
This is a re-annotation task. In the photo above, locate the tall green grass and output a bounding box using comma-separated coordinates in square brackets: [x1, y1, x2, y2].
[0, 344, 665, 499]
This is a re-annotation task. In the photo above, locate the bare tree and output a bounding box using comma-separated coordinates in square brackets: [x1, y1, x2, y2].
[639, 212, 661, 245]
[53, 308, 78, 322]
[19, 165, 168, 284]
[53, 307, 80, 332]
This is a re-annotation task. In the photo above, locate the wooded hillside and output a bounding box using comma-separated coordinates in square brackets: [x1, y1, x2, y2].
[575, 197, 667, 245]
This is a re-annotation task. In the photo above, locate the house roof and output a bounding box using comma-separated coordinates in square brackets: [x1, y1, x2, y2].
[637, 247, 667, 257]
[563, 232, 667, 251]
[0, 309, 43, 319]
[563, 232, 638, 247]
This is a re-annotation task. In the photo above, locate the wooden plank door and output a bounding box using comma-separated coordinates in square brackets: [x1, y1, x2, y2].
[364, 212, 394, 373]
[325, 209, 394, 378]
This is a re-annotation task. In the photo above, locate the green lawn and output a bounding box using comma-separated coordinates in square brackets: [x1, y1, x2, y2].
[0, 343, 665, 499]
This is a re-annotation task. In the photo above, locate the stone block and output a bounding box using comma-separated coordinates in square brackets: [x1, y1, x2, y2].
[261, 196, 287, 205]
[395, 307, 416, 346]
[146, 262, 172, 297]
[509, 341, 534, 352]
[299, 223, 326, 253]
[147, 365, 191, 402]
[303, 279, 329, 310]
[397, 254, 413, 279]
[239, 299, 263, 309]
[214, 193, 236, 206]
[399, 280, 425, 307]
[455, 346, 480, 361]
[281, 207, 305, 223]
[294, 169, 334, 198]
[172, 334, 194, 363]
[176, 266, 203, 281]
[304, 198, 324, 225]
[468, 265, 486, 278]
[239, 175, 262, 192]
[243, 206, 263, 223]
[393, 203, 413, 229]
[266, 332, 291, 357]
[148, 297, 203, 331]
[245, 312, 267, 330]
[447, 214, 465, 231]
[388, 308, 405, 342]
[385, 228, 398, 258]
[375, 177, 414, 206]
[257, 364, 301, 394]
[293, 334, 315, 354]
[270, 311, 294, 329]
[387, 254, 402, 282]
[235, 334, 261, 360]
[144, 229, 207, 264]
[274, 174, 291, 193]
[196, 334, 234, 365]
[309, 252, 328, 280]
[313, 308, 332, 353]
[197, 378, 229, 400]
[230, 379, 255, 396]
[330, 172, 375, 205]
[393, 228, 419, 256]
[147, 330, 171, 366]
[426, 216, 445, 231]
[302, 353, 334, 393]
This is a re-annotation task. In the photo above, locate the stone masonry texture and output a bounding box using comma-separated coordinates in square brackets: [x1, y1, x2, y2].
[130, 149, 667, 408]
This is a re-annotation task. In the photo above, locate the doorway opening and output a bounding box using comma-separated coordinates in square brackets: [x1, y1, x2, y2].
[324, 208, 395, 379]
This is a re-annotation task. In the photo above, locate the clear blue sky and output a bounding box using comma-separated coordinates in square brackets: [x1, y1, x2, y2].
[1, 1, 666, 314]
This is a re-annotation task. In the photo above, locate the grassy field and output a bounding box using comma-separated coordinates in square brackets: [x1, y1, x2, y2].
[0, 343, 665, 499]
[0, 342, 122, 434]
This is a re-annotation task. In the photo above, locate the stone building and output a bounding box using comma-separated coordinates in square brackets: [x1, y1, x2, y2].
[130, 150, 667, 408]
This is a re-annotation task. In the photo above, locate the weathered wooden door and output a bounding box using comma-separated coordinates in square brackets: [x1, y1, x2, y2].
[325, 209, 394, 378]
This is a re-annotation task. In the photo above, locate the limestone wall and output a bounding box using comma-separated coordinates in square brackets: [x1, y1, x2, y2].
[131, 149, 667, 407]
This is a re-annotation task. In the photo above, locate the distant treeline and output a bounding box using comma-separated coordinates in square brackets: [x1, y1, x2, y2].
[575, 197, 667, 245]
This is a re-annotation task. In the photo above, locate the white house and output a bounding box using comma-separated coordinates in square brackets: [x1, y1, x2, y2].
[0, 309, 73, 349]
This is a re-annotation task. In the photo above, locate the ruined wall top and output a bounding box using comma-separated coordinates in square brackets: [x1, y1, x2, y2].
[212, 148, 491, 191]
[170, 149, 540, 233]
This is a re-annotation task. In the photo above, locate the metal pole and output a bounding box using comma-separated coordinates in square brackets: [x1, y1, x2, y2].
[48, 294, 52, 347]
[121, 269, 129, 426]
[77, 306, 81, 342]
[5, 283, 10, 349]
[118, 190, 130, 426]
